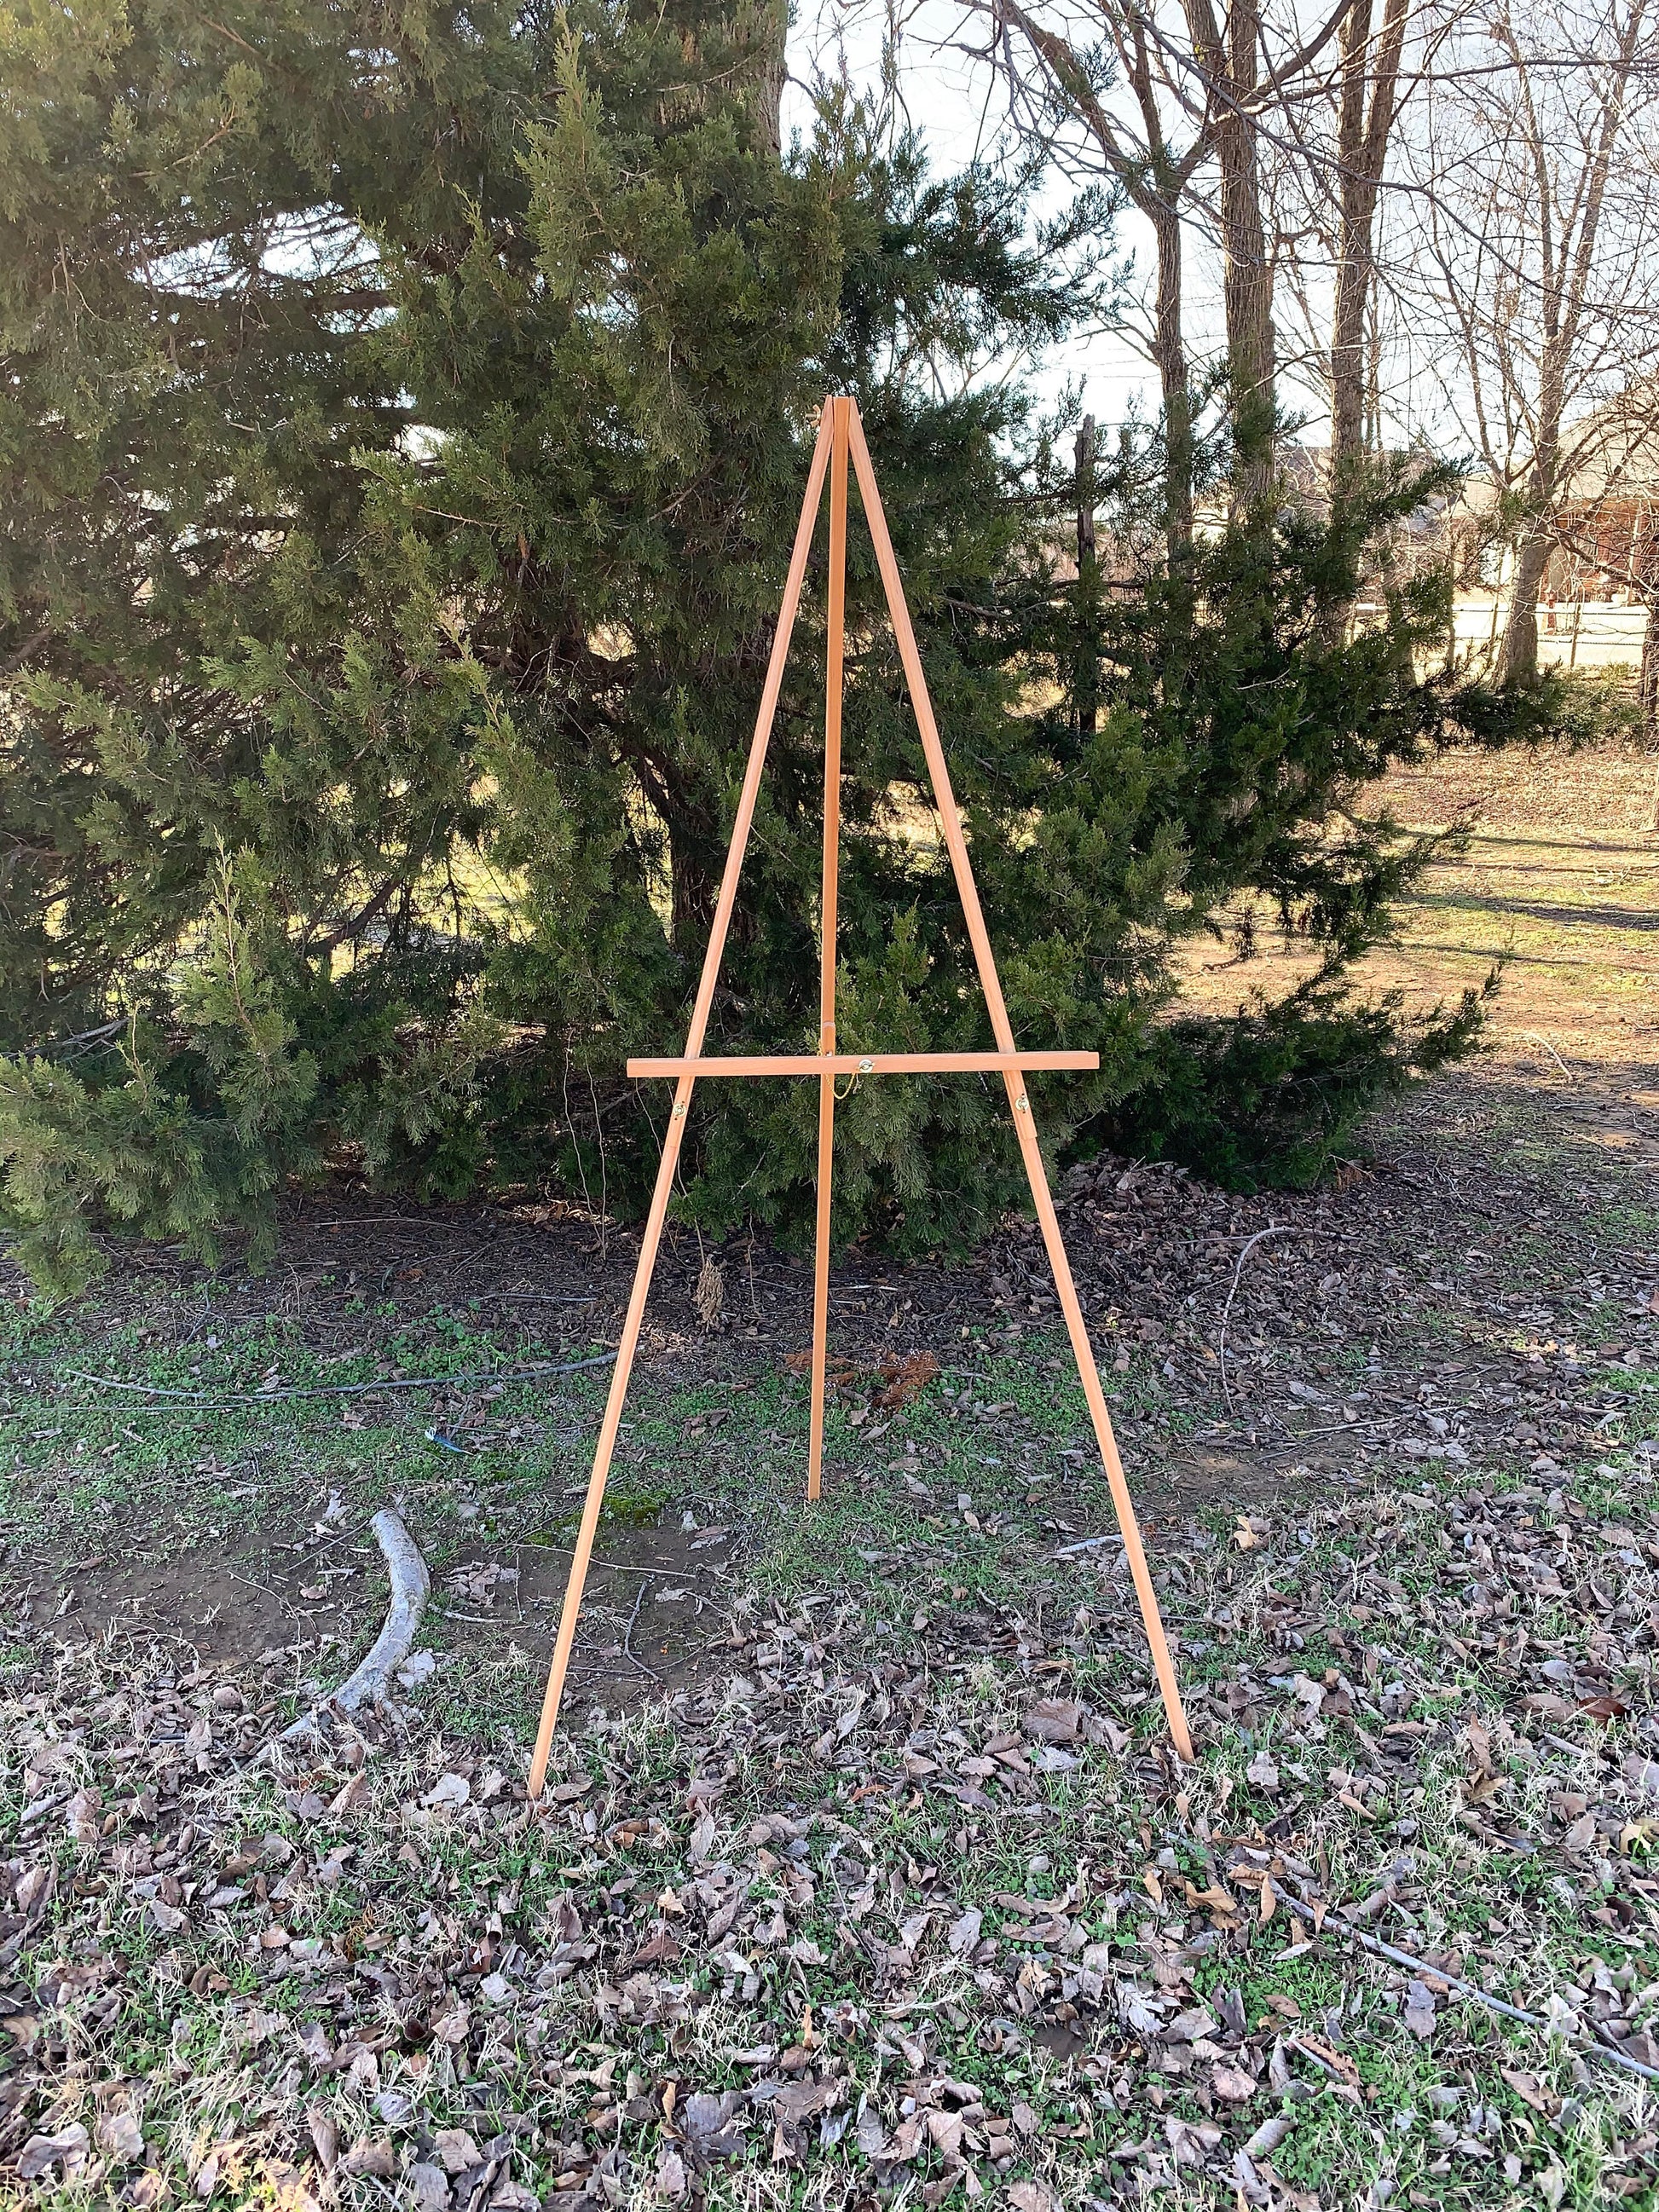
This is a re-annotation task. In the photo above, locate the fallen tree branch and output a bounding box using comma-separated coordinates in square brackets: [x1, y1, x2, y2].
[64, 1349, 616, 1406]
[1520, 1029, 1575, 1082]
[619, 1578, 661, 1684]
[1218, 1226, 1335, 1406]
[1221, 1229, 1309, 1398]
[1269, 1875, 1659, 2086]
[280, 1509, 430, 1743]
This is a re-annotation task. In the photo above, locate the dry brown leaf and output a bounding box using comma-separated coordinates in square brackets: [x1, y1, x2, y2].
[876, 1350, 940, 1407]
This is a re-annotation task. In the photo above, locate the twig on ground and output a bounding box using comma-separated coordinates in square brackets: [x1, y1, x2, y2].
[525, 1551, 716, 1583]
[63, 1351, 616, 1406]
[619, 1578, 660, 1684]
[214, 1567, 303, 1701]
[1542, 1732, 1604, 1761]
[1271, 1876, 1659, 2086]
[1217, 1227, 1336, 1405]
[1521, 1030, 1575, 1081]
[1269, 1412, 1412, 1441]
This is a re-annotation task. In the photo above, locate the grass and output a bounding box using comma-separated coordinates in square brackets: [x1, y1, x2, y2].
[1182, 742, 1659, 1071]
[6, 736, 1659, 2206]
[1, 1300, 1194, 1640]
[6, 1430, 1658, 2207]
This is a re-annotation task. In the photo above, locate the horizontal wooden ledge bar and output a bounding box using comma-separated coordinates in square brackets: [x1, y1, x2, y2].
[626, 1050, 1100, 1078]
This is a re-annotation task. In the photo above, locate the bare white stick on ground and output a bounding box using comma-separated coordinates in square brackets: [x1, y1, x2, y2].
[280, 1508, 430, 1744]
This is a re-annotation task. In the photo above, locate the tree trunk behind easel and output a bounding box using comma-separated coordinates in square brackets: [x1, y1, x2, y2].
[1637, 506, 1658, 754]
[1498, 515, 1554, 690]
[1205, 0, 1276, 511]
[1148, 197, 1194, 566]
[667, 0, 785, 153]
[750, 0, 786, 154]
[1493, 0, 1643, 690]
[1075, 415, 1100, 741]
[1329, 0, 1409, 484]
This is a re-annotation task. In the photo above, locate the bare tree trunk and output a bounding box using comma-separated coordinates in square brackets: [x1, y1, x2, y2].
[1330, 0, 1410, 480]
[1497, 530, 1552, 686]
[1075, 415, 1100, 739]
[1150, 198, 1195, 559]
[1223, 0, 1275, 478]
[1498, 340, 1564, 685]
[1493, 0, 1645, 684]
[1186, 0, 1275, 503]
[1077, 415, 1098, 570]
[1116, 3, 1198, 559]
[986, 0, 1357, 544]
[747, 0, 787, 154]
[1639, 598, 1659, 744]
[987, 0, 1204, 562]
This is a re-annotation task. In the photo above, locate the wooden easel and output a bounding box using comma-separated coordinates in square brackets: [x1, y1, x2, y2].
[527, 397, 1193, 1794]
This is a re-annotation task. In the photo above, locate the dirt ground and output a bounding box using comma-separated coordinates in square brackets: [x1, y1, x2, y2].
[8, 1519, 737, 1722]
[4, 737, 1659, 2211]
[1186, 740, 1659, 1163]
[7, 742, 1659, 1718]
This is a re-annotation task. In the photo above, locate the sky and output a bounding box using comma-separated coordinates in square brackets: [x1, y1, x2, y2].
[780, 0, 1178, 430]
[775, 0, 1498, 464]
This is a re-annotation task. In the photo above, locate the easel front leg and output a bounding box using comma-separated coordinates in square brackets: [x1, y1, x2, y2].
[807, 398, 849, 1505]
[1002, 1078, 1194, 1764]
[527, 1077, 695, 1798]
[806, 1066, 835, 1500]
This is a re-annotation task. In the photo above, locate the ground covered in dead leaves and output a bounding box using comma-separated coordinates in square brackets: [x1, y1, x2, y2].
[5, 1458, 1659, 2212]
[7, 1064, 1659, 2211]
[11, 715, 1659, 2212]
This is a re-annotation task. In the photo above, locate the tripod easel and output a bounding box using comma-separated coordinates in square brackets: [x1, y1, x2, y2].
[527, 396, 1192, 1795]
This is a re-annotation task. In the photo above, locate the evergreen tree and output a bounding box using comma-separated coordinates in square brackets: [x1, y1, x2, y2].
[0, 0, 1535, 1296]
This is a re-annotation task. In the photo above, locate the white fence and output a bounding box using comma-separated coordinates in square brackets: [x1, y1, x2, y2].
[1451, 599, 1648, 670]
